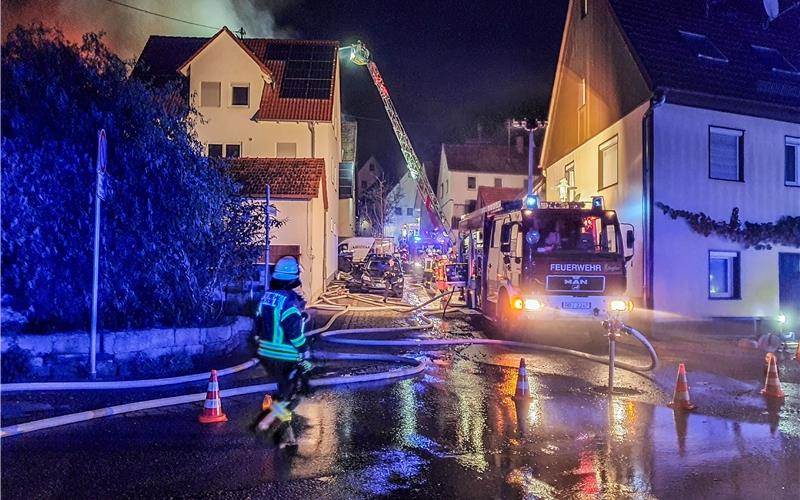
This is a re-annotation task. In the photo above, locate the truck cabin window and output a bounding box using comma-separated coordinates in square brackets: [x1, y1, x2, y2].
[532, 214, 618, 254]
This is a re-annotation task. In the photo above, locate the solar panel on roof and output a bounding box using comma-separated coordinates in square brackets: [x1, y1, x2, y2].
[276, 44, 335, 99]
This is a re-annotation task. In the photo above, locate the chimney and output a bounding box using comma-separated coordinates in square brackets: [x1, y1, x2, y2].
[515, 135, 524, 155]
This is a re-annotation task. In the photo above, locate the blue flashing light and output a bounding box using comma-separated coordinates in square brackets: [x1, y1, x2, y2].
[524, 194, 540, 209]
[413, 235, 422, 243]
[591, 196, 604, 210]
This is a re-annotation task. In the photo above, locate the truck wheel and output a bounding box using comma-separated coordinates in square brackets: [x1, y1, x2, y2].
[496, 294, 516, 336]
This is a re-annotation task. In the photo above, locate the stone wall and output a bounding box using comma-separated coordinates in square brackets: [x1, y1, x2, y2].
[1, 316, 253, 380]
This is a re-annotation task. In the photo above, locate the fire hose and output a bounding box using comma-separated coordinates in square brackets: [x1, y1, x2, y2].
[1, 288, 658, 438]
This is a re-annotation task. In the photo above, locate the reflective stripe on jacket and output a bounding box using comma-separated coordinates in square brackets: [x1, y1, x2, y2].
[256, 291, 306, 362]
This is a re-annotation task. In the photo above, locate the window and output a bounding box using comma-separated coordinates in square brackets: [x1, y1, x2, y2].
[494, 178, 502, 187]
[709, 127, 744, 181]
[394, 207, 402, 216]
[339, 162, 353, 199]
[231, 84, 249, 106]
[752, 45, 799, 75]
[580, 0, 588, 18]
[565, 162, 576, 201]
[406, 207, 414, 216]
[201, 82, 221, 107]
[579, 78, 587, 107]
[369, 163, 375, 172]
[709, 251, 740, 299]
[786, 136, 800, 186]
[208, 144, 223, 158]
[225, 144, 241, 158]
[598, 136, 618, 190]
[679, 31, 728, 62]
[466, 199, 477, 213]
[361, 180, 367, 189]
[276, 142, 297, 158]
[467, 176, 476, 189]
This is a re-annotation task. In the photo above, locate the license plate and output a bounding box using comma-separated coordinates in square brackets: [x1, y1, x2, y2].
[562, 301, 591, 310]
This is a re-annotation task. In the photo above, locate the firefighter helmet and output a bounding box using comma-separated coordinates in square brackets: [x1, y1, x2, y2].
[273, 256, 300, 281]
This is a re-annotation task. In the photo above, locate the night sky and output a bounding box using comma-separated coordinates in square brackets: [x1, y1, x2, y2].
[2, 0, 568, 177]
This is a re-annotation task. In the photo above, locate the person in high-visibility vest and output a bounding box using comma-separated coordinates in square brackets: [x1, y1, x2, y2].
[254, 256, 311, 447]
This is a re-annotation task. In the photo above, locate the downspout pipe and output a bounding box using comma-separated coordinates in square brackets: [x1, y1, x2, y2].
[641, 92, 665, 310]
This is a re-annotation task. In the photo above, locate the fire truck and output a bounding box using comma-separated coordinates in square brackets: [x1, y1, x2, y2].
[458, 194, 636, 335]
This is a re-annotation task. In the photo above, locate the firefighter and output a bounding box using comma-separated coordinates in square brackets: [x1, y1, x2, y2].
[254, 256, 312, 447]
[383, 257, 400, 302]
[423, 250, 435, 286]
[435, 252, 450, 307]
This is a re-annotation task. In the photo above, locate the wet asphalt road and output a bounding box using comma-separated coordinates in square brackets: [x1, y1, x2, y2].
[3, 285, 799, 499]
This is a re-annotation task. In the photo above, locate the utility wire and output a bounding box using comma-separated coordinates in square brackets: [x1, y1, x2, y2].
[103, 0, 221, 31]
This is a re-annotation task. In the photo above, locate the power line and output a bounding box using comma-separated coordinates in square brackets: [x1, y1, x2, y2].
[103, 0, 220, 31]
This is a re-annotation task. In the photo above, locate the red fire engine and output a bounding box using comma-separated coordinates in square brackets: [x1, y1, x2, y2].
[458, 194, 636, 335]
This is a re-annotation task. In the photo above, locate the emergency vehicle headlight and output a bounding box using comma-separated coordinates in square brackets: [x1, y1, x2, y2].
[524, 299, 543, 311]
[512, 298, 524, 310]
[609, 299, 633, 312]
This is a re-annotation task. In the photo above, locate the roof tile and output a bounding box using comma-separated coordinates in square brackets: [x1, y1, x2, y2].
[228, 157, 325, 200]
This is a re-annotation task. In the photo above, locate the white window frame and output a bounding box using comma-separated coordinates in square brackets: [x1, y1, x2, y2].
[230, 83, 250, 107]
[709, 126, 744, 182]
[709, 250, 739, 299]
[786, 136, 800, 187]
[224, 143, 242, 158]
[467, 176, 477, 190]
[598, 136, 618, 190]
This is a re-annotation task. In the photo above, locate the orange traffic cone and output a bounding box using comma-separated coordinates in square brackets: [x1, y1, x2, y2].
[668, 363, 697, 411]
[261, 394, 273, 412]
[513, 358, 531, 401]
[761, 353, 785, 398]
[198, 369, 228, 424]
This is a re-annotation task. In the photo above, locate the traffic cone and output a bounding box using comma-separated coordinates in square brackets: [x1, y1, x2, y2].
[667, 363, 697, 411]
[198, 369, 228, 424]
[761, 353, 785, 398]
[262, 394, 273, 412]
[513, 358, 531, 401]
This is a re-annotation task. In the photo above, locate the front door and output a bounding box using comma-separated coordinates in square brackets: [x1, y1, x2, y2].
[779, 253, 800, 330]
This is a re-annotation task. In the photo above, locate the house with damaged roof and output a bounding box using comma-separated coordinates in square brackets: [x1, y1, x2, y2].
[136, 27, 354, 300]
[541, 0, 800, 331]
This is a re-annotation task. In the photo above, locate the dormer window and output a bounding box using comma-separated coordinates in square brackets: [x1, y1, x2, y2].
[751, 45, 799, 75]
[231, 84, 250, 106]
[679, 31, 728, 62]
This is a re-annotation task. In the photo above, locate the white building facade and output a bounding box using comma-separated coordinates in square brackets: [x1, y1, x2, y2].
[542, 0, 800, 330]
[437, 143, 529, 236]
[137, 28, 344, 300]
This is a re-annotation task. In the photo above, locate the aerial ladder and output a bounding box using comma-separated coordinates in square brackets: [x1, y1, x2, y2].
[347, 41, 452, 242]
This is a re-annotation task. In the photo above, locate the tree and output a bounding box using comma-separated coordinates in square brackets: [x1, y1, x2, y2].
[357, 174, 402, 237]
[1, 25, 264, 332]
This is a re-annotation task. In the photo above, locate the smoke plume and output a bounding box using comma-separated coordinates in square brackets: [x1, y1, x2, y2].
[2, 0, 295, 60]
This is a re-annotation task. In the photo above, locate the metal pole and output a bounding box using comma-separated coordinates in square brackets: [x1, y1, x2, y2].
[265, 184, 270, 291]
[90, 164, 101, 380]
[527, 127, 535, 195]
[608, 333, 616, 394]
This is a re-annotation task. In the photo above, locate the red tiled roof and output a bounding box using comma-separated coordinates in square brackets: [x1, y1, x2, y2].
[244, 39, 339, 122]
[477, 186, 525, 209]
[443, 144, 529, 175]
[135, 30, 338, 122]
[228, 158, 326, 203]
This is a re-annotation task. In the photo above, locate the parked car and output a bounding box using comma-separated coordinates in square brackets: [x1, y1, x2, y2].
[352, 254, 404, 297]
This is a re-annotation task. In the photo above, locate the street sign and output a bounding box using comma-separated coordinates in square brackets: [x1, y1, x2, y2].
[97, 130, 107, 200]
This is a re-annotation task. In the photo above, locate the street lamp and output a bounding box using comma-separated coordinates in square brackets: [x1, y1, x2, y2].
[509, 119, 545, 196]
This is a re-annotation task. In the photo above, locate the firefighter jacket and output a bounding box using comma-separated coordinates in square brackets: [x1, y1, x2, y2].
[256, 290, 308, 362]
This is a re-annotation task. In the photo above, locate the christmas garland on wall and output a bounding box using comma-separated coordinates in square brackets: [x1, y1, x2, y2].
[655, 202, 800, 250]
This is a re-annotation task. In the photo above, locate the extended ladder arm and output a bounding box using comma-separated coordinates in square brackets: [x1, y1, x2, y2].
[348, 42, 451, 240]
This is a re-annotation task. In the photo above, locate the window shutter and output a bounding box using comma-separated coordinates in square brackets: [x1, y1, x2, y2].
[201, 82, 221, 107]
[710, 130, 740, 180]
[786, 144, 797, 183]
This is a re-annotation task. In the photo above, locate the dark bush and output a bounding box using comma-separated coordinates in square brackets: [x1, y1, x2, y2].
[1, 344, 32, 382]
[1, 25, 265, 332]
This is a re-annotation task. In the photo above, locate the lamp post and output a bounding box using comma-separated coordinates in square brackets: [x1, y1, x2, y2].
[510, 119, 545, 196]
